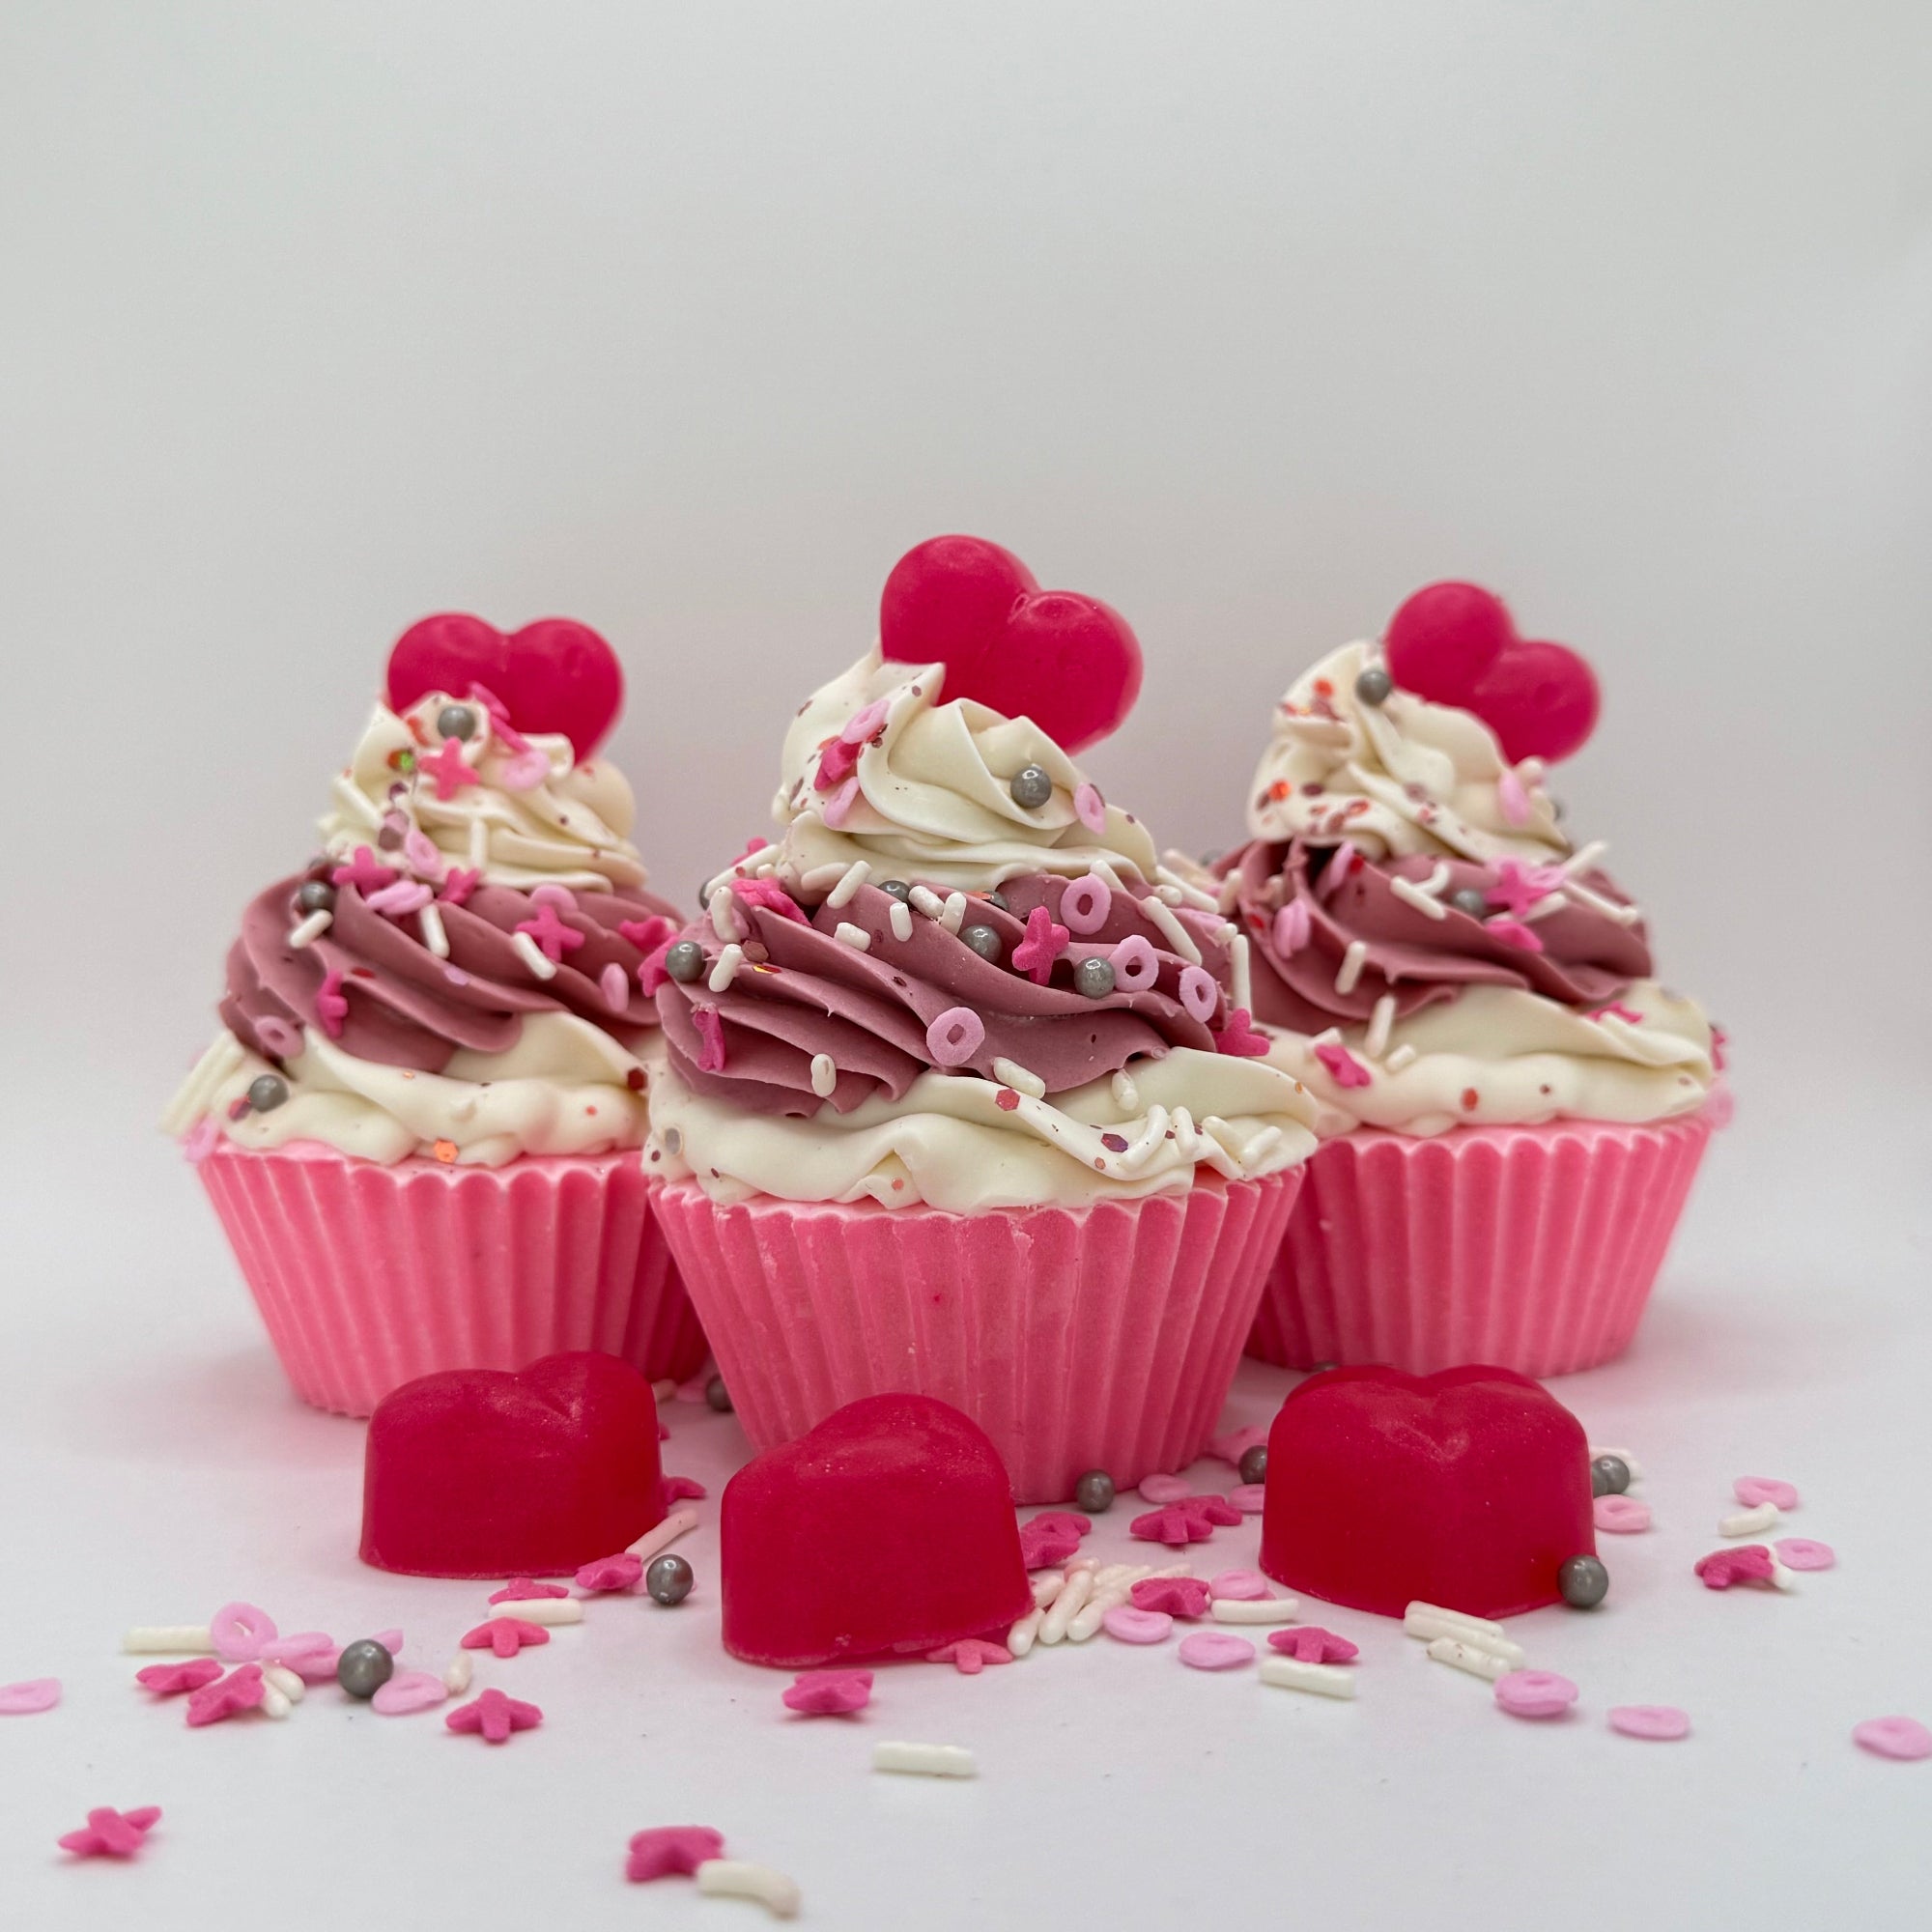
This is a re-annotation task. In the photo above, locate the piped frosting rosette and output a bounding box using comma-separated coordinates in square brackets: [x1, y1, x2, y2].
[165, 680, 681, 1167]
[1220, 639, 1717, 1136]
[648, 649, 1319, 1211]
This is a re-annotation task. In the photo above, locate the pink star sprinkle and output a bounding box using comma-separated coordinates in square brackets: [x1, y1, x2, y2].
[619, 915, 677, 952]
[331, 845, 398, 894]
[516, 902, 585, 963]
[1314, 1042, 1372, 1089]
[1590, 1001, 1644, 1025]
[489, 1578, 569, 1605]
[1030, 1510, 1093, 1537]
[461, 1617, 550, 1659]
[1267, 1626, 1359, 1664]
[0, 1677, 61, 1715]
[420, 737, 481, 801]
[445, 1688, 542, 1744]
[1213, 1008, 1270, 1057]
[1019, 1521, 1084, 1570]
[439, 866, 480, 906]
[691, 1005, 726, 1073]
[1012, 904, 1070, 984]
[58, 1806, 162, 1860]
[1131, 1504, 1219, 1547]
[782, 1669, 873, 1717]
[927, 1638, 1012, 1675]
[628, 1825, 726, 1882]
[1485, 859, 1567, 920]
[1693, 1544, 1779, 1590]
[316, 970, 349, 1039]
[663, 1475, 708, 1503]
[136, 1659, 224, 1697]
[576, 1553, 644, 1594]
[731, 877, 810, 923]
[1131, 1577, 1211, 1619]
[185, 1663, 267, 1727]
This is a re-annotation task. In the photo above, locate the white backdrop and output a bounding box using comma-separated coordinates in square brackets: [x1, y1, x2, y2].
[2, 6, 1929, 1928]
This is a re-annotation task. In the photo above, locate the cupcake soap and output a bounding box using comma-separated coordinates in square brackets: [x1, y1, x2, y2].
[162, 615, 705, 1413]
[1222, 582, 1722, 1377]
[647, 537, 1319, 1501]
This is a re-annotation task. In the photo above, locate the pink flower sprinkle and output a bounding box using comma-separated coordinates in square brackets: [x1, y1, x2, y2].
[490, 1578, 570, 1605]
[516, 902, 585, 963]
[1734, 1476, 1800, 1512]
[782, 1669, 872, 1717]
[841, 698, 891, 746]
[0, 1677, 61, 1715]
[1139, 1473, 1192, 1505]
[1073, 781, 1107, 834]
[1131, 1577, 1210, 1619]
[1852, 1716, 1932, 1761]
[731, 877, 810, 924]
[1693, 1544, 1778, 1590]
[58, 1806, 162, 1860]
[1313, 1042, 1372, 1089]
[926, 1638, 1012, 1675]
[691, 1004, 726, 1073]
[1208, 1569, 1269, 1602]
[1609, 1704, 1690, 1741]
[1268, 1626, 1359, 1664]
[461, 1617, 550, 1659]
[576, 1553, 644, 1594]
[185, 1663, 267, 1727]
[1028, 1510, 1093, 1538]
[1483, 916, 1545, 953]
[445, 1688, 542, 1745]
[501, 749, 551, 792]
[420, 737, 481, 801]
[1012, 904, 1070, 984]
[136, 1659, 224, 1697]
[1214, 1008, 1270, 1057]
[331, 845, 398, 894]
[628, 1825, 726, 1882]
[316, 970, 350, 1039]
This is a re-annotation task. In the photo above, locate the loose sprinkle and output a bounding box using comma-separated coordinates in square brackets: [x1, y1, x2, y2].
[628, 1826, 726, 1882]
[872, 1741, 977, 1777]
[834, 922, 871, 952]
[991, 1057, 1045, 1099]
[58, 1805, 162, 1860]
[696, 1861, 802, 1920]
[1495, 1670, 1578, 1719]
[445, 1689, 542, 1744]
[1426, 1637, 1511, 1681]
[1720, 1501, 1780, 1538]
[783, 1670, 872, 1716]
[1179, 1632, 1256, 1670]
[1775, 1538, 1835, 1571]
[1595, 1495, 1653, 1533]
[1735, 1477, 1801, 1511]
[0, 1678, 61, 1716]
[1260, 1656, 1356, 1698]
[1852, 1716, 1932, 1761]
[628, 1507, 701, 1566]
[122, 1626, 214, 1656]
[1609, 1704, 1690, 1740]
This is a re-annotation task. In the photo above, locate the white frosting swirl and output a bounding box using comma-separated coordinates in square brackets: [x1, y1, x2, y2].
[319, 693, 645, 892]
[649, 1050, 1318, 1213]
[765, 650, 1161, 893]
[1267, 982, 1717, 1138]
[1248, 641, 1567, 864]
[165, 1016, 655, 1168]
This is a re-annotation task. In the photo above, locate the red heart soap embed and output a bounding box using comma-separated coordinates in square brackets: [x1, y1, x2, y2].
[360, 1351, 665, 1577]
[1259, 1365, 1595, 1620]
[879, 535, 1143, 754]
[721, 1393, 1032, 1667]
[386, 613, 625, 761]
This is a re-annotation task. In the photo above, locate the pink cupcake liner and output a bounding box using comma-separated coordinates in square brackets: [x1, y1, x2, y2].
[654, 1170, 1303, 1504]
[196, 1145, 705, 1415]
[1248, 1111, 1714, 1378]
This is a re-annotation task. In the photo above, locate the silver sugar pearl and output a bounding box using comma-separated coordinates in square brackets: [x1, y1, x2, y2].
[436, 703, 477, 742]
[1353, 665, 1394, 707]
[1449, 888, 1491, 920]
[1237, 1444, 1268, 1487]
[982, 892, 1009, 914]
[1558, 1553, 1610, 1609]
[878, 880, 913, 903]
[665, 941, 706, 983]
[645, 1553, 694, 1605]
[961, 924, 1003, 963]
[1072, 1469, 1116, 1514]
[1073, 956, 1117, 999]
[1590, 1454, 1631, 1498]
[1009, 765, 1054, 810]
[705, 1375, 732, 1413]
[296, 879, 337, 914]
[336, 1638, 395, 1698]
[246, 1074, 289, 1113]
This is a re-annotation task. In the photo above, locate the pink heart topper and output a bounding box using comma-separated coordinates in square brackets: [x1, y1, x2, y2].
[1383, 582, 1600, 764]
[386, 614, 624, 762]
[879, 535, 1143, 754]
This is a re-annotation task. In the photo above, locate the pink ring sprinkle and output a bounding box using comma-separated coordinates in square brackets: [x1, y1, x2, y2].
[1060, 873, 1112, 934]
[1138, 1473, 1191, 1504]
[1852, 1716, 1932, 1761]
[1594, 1494, 1652, 1533]
[1072, 781, 1107, 835]
[1229, 1483, 1266, 1514]
[0, 1678, 61, 1716]
[1102, 1606, 1173, 1645]
[211, 1603, 278, 1662]
[1208, 1569, 1269, 1602]
[1774, 1537, 1836, 1572]
[925, 1007, 985, 1067]
[372, 1670, 449, 1717]
[254, 1015, 303, 1060]
[1735, 1477, 1800, 1511]
[1608, 1704, 1690, 1741]
[1178, 965, 1219, 1021]
[1494, 1669, 1579, 1719]
[1179, 1632, 1256, 1671]
[1109, 934, 1160, 992]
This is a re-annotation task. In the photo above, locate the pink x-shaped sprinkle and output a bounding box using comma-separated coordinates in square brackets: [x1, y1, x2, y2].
[1314, 1041, 1373, 1089]
[781, 1669, 873, 1717]
[445, 1688, 543, 1744]
[331, 845, 398, 894]
[576, 1553, 644, 1595]
[315, 969, 350, 1039]
[1214, 1008, 1270, 1057]
[1268, 1625, 1359, 1663]
[185, 1663, 266, 1728]
[1012, 904, 1071, 984]
[619, 914, 677, 953]
[1131, 1504, 1220, 1547]
[927, 1638, 1013, 1675]
[627, 1825, 726, 1882]
[691, 1005, 726, 1073]
[489, 1578, 569, 1605]
[135, 1659, 224, 1697]
[731, 877, 810, 924]
[516, 902, 585, 963]
[58, 1806, 162, 1860]
[1486, 859, 1568, 920]
[461, 1617, 550, 1659]
[1131, 1577, 1211, 1619]
[420, 737, 481, 802]
[814, 735, 862, 794]
[439, 865, 481, 907]
[1693, 1544, 1778, 1590]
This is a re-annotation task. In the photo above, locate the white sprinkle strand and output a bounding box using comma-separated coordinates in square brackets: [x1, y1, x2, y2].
[1117, 1103, 1171, 1175]
[626, 1507, 700, 1564]
[1008, 1608, 1042, 1658]
[873, 1742, 978, 1779]
[1416, 861, 1452, 897]
[262, 1664, 305, 1705]
[1721, 1501, 1780, 1538]
[708, 943, 745, 992]
[825, 860, 871, 908]
[810, 1053, 838, 1098]
[260, 1680, 293, 1720]
[1562, 875, 1644, 925]
[288, 910, 332, 949]
[1390, 876, 1449, 921]
[1261, 1656, 1357, 1699]
[1426, 1635, 1512, 1681]
[1155, 863, 1221, 913]
[122, 1627, 214, 1655]
[991, 1058, 1045, 1099]
[940, 891, 967, 934]
[908, 885, 945, 921]
[888, 899, 914, 943]
[512, 931, 557, 980]
[1230, 934, 1252, 1015]
[1140, 895, 1204, 965]
[1561, 839, 1608, 877]
[485, 1596, 582, 1627]
[1211, 1597, 1303, 1625]
[1038, 1568, 1094, 1645]
[1364, 995, 1396, 1059]
[1384, 1043, 1417, 1073]
[1521, 892, 1570, 923]
[1111, 1067, 1140, 1111]
[468, 818, 489, 869]
[835, 922, 871, 952]
[696, 1861, 802, 1919]
[418, 901, 449, 958]
[1405, 1600, 1510, 1640]
[442, 1653, 473, 1695]
[1334, 940, 1369, 996]
[709, 884, 746, 941]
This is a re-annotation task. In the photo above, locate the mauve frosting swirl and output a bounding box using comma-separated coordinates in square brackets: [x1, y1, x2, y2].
[222, 870, 682, 1073]
[653, 872, 1246, 1117]
[1225, 837, 1652, 1034]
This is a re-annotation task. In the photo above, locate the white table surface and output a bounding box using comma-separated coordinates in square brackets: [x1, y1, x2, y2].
[1, 1079, 1926, 1932]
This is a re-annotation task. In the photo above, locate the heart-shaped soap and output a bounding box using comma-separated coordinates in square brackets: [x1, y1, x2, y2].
[1383, 582, 1599, 763]
[1259, 1365, 1595, 1620]
[360, 1351, 664, 1578]
[879, 535, 1143, 754]
[386, 614, 625, 762]
[721, 1393, 1032, 1667]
